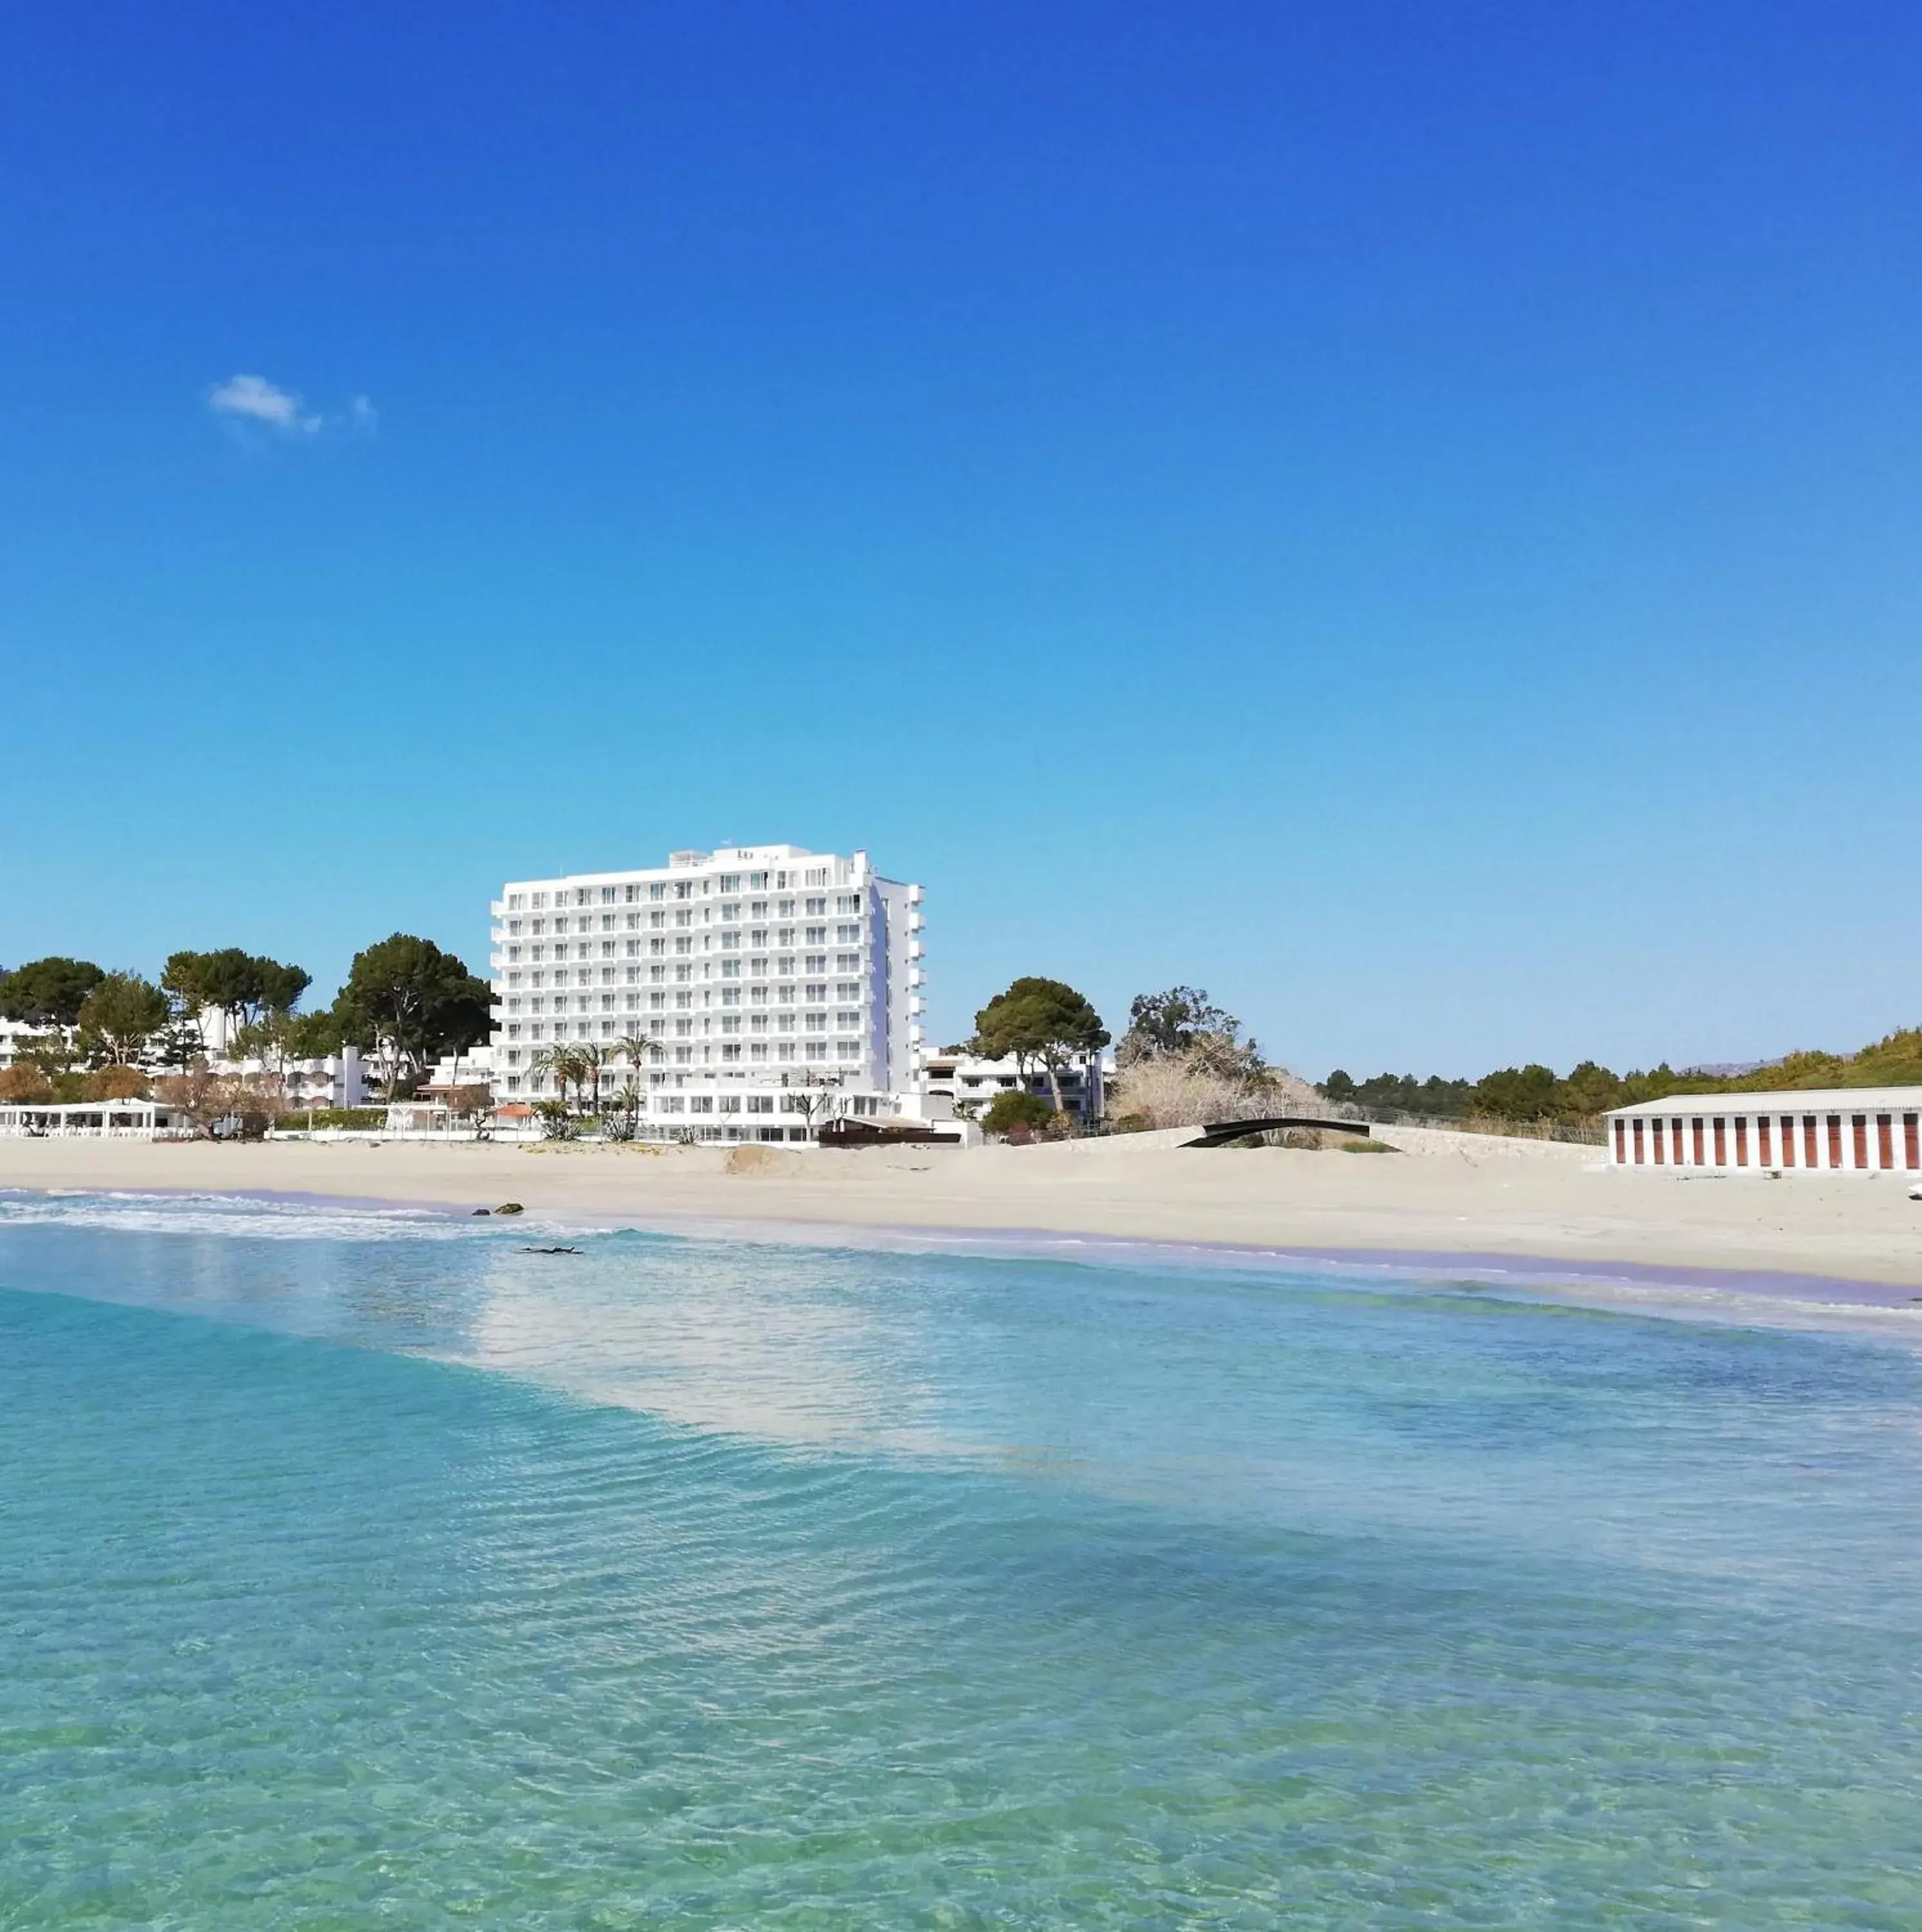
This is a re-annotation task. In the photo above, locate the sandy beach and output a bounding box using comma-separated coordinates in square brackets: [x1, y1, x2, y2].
[5, 1123, 1920, 1290]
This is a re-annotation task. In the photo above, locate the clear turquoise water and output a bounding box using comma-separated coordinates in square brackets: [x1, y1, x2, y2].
[3, 1195, 1920, 1927]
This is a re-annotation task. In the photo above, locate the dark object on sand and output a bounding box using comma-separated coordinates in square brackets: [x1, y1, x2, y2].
[495, 1202, 525, 1215]
[471, 1208, 491, 1216]
[522, 1245, 581, 1256]
[1183, 1117, 1389, 1150]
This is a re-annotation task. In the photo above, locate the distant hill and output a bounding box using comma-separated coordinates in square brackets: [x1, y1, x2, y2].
[1661, 1029, 1922, 1096]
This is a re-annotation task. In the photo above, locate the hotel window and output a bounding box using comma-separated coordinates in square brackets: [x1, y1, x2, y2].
[804, 954, 827, 973]
[835, 924, 859, 943]
[835, 954, 859, 973]
[674, 990, 694, 1010]
[804, 925, 827, 944]
[835, 895, 860, 914]
[806, 869, 828, 887]
[531, 893, 547, 909]
[748, 957, 769, 979]
[721, 900, 741, 920]
[721, 987, 741, 1007]
[649, 967, 665, 984]
[720, 1045, 743, 1063]
[835, 981, 858, 1001]
[650, 884, 666, 901]
[506, 945, 522, 963]
[776, 984, 796, 1005]
[777, 926, 795, 946]
[674, 881, 692, 900]
[804, 1042, 828, 1061]
[623, 941, 640, 959]
[750, 1014, 768, 1034]
[750, 927, 768, 947]
[689, 1096, 713, 1114]
[721, 1017, 741, 1036]
[529, 974, 545, 992]
[777, 1014, 795, 1034]
[719, 874, 742, 893]
[649, 911, 665, 929]
[674, 1019, 693, 1037]
[601, 887, 615, 904]
[508, 893, 525, 911]
[836, 1011, 859, 1030]
[674, 938, 692, 956]
[674, 909, 693, 928]
[805, 1012, 828, 1032]
[648, 992, 666, 1011]
[804, 981, 828, 1000]
[624, 913, 639, 931]
[529, 1023, 544, 1039]
[750, 872, 768, 889]
[750, 985, 769, 1005]
[674, 965, 692, 983]
[531, 919, 546, 936]
[778, 900, 795, 917]
[600, 967, 616, 985]
[507, 919, 522, 936]
[835, 1041, 861, 1060]
[721, 931, 740, 950]
[576, 889, 591, 906]
[601, 942, 616, 960]
[602, 993, 616, 1012]
[623, 884, 638, 903]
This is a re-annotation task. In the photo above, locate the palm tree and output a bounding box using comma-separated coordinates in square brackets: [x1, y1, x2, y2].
[576, 1040, 607, 1112]
[613, 1030, 657, 1077]
[529, 1043, 580, 1110]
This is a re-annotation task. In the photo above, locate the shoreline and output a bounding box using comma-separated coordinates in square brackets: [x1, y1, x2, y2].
[3, 1128, 1922, 1329]
[4, 1126, 1921, 1320]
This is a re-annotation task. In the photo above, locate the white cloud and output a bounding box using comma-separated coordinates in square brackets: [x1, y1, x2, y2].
[347, 393, 379, 433]
[208, 374, 321, 434]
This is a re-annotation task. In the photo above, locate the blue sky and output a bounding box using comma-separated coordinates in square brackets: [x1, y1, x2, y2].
[3, 1, 1917, 1077]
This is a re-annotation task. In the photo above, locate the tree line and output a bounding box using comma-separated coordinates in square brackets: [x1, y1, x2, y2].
[1320, 1027, 1922, 1124]
[0, 935, 491, 1109]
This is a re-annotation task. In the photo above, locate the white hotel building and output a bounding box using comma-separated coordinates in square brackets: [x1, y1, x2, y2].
[488, 845, 925, 1137]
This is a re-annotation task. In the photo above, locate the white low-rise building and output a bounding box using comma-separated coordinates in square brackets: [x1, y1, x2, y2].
[0, 1096, 188, 1138]
[488, 844, 926, 1141]
[0, 1017, 59, 1072]
[917, 1049, 1107, 1124]
[1605, 1088, 1921, 1175]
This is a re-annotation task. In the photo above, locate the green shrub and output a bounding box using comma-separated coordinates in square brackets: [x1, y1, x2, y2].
[1337, 1137, 1397, 1153]
[273, 1107, 386, 1132]
[982, 1090, 1055, 1137]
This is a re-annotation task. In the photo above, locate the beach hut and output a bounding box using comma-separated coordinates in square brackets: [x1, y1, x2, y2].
[1604, 1088, 1921, 1175]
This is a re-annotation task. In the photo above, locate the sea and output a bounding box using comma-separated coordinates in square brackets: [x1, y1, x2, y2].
[3, 1189, 1920, 1928]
